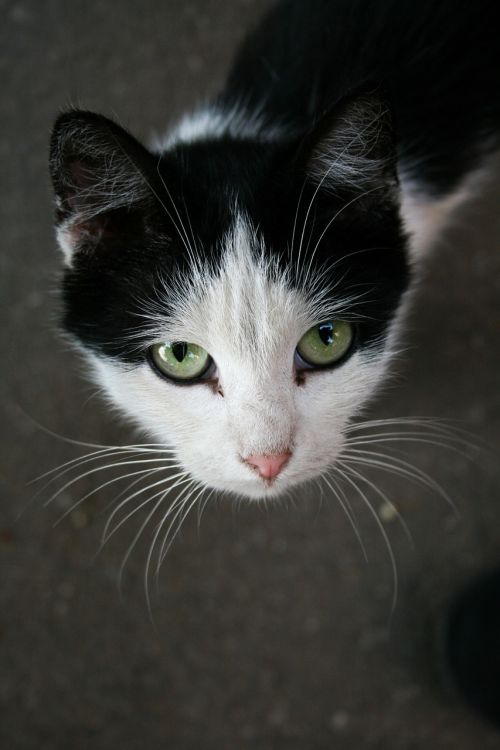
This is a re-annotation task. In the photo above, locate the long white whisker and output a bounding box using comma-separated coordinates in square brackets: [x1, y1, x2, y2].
[197, 487, 217, 531]
[53, 465, 173, 526]
[346, 417, 476, 441]
[98, 466, 170, 518]
[26, 413, 176, 453]
[149, 480, 197, 581]
[145, 481, 202, 617]
[157, 482, 206, 569]
[33, 451, 178, 509]
[341, 448, 458, 515]
[117, 493, 172, 595]
[345, 434, 475, 460]
[114, 474, 194, 595]
[182, 194, 200, 263]
[336, 464, 399, 614]
[43, 456, 177, 510]
[155, 157, 199, 267]
[290, 181, 307, 262]
[31, 445, 174, 485]
[302, 185, 384, 287]
[338, 460, 414, 547]
[101, 470, 190, 544]
[295, 114, 381, 282]
[111, 137, 195, 259]
[321, 473, 368, 561]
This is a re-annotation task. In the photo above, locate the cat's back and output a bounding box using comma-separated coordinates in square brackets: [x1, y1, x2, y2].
[217, 0, 500, 190]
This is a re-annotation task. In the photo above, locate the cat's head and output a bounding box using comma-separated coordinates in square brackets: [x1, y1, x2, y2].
[49, 94, 410, 499]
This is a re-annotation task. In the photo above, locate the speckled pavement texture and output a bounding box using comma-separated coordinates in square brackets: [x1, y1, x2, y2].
[2, 1, 500, 748]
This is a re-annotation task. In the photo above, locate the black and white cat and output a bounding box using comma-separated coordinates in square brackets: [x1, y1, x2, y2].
[49, 0, 500, 501]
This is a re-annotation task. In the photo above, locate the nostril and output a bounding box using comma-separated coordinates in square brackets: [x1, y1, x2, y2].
[244, 451, 292, 480]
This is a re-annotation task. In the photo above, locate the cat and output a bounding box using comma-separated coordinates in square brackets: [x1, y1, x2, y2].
[49, 0, 500, 504]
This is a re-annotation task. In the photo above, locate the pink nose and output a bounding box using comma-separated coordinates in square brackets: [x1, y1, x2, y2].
[244, 451, 292, 480]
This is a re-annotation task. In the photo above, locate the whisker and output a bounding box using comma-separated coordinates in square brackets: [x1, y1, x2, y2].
[336, 464, 399, 614]
[31, 444, 176, 484]
[114, 474, 194, 596]
[156, 482, 206, 570]
[340, 449, 458, 516]
[182, 194, 200, 263]
[43, 456, 178, 510]
[290, 180, 307, 265]
[147, 481, 205, 613]
[101, 470, 190, 544]
[295, 114, 382, 282]
[302, 186, 385, 288]
[345, 434, 475, 461]
[197, 486, 217, 530]
[156, 156, 199, 268]
[32, 450, 178, 509]
[338, 460, 414, 547]
[53, 465, 173, 527]
[24, 411, 176, 453]
[149, 480, 198, 586]
[346, 416, 477, 440]
[144, 497, 193, 619]
[98, 466, 169, 518]
[117, 492, 173, 596]
[321, 473, 368, 561]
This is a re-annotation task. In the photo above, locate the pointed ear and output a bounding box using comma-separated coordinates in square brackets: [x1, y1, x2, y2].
[49, 111, 156, 263]
[301, 91, 397, 196]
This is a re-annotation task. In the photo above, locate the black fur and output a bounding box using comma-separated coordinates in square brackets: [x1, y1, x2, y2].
[220, 0, 500, 193]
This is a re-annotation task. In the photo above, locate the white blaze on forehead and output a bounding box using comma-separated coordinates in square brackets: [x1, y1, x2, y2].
[181, 219, 305, 369]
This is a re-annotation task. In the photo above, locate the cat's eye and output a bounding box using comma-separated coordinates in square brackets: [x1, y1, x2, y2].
[149, 341, 213, 382]
[296, 320, 354, 368]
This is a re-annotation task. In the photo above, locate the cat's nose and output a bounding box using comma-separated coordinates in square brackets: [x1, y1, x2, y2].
[244, 451, 292, 480]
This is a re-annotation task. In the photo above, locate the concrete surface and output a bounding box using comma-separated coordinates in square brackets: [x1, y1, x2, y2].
[2, 1, 500, 748]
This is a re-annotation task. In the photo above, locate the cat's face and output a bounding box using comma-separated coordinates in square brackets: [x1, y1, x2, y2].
[50, 98, 409, 499]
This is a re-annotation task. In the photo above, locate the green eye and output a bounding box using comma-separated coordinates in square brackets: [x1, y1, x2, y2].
[149, 341, 212, 381]
[296, 321, 354, 367]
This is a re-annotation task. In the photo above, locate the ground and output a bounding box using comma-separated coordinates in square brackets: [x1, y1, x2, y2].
[2, 1, 500, 747]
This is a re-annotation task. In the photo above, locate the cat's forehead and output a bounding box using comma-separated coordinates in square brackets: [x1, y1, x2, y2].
[141, 214, 345, 358]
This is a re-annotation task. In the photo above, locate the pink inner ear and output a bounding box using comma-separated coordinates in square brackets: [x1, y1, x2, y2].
[66, 215, 107, 245]
[69, 159, 97, 189]
[64, 160, 99, 215]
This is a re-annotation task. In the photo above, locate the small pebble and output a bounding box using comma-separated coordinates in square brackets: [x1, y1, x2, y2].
[378, 501, 399, 523]
[330, 710, 350, 731]
[70, 509, 89, 529]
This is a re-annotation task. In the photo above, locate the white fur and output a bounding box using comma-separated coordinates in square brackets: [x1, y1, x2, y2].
[56, 221, 77, 266]
[88, 215, 393, 500]
[399, 162, 492, 263]
[155, 103, 289, 151]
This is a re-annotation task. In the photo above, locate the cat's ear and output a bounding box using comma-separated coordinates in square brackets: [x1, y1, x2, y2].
[300, 91, 397, 197]
[49, 110, 157, 264]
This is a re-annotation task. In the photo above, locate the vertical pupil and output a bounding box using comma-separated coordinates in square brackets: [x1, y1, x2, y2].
[172, 342, 187, 362]
[318, 323, 334, 346]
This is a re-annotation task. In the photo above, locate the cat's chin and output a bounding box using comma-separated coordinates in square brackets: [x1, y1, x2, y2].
[226, 482, 292, 501]
[201, 468, 322, 501]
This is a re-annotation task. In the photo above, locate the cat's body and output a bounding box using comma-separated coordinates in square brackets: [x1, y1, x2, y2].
[50, 0, 500, 499]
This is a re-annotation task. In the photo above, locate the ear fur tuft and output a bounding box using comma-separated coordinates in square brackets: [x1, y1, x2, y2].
[303, 91, 397, 194]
